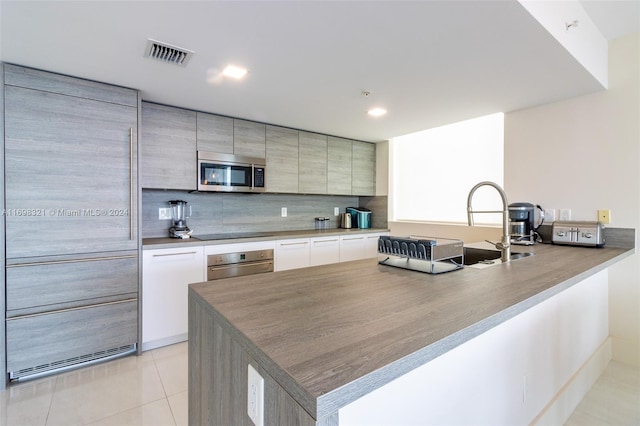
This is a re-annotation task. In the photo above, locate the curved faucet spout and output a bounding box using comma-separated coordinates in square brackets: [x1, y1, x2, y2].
[467, 181, 511, 263]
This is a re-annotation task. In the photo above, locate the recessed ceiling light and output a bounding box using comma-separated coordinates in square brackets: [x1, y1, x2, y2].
[367, 107, 387, 117]
[222, 65, 248, 79]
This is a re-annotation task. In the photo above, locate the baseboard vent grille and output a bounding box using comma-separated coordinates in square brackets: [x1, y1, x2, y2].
[144, 39, 193, 66]
[8, 344, 136, 382]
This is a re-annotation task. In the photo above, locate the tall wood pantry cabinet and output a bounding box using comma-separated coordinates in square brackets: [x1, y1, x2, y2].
[3, 64, 140, 383]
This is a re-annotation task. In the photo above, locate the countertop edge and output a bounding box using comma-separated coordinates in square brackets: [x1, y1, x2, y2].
[314, 247, 635, 418]
[143, 228, 389, 249]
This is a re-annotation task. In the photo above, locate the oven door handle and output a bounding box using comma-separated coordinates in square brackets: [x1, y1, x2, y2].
[209, 260, 273, 271]
[207, 259, 274, 280]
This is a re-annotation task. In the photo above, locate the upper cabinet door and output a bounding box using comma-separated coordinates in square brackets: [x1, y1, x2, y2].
[352, 141, 375, 196]
[327, 137, 352, 195]
[299, 132, 328, 194]
[233, 119, 266, 158]
[141, 102, 197, 190]
[266, 125, 299, 193]
[4, 85, 138, 258]
[196, 112, 233, 154]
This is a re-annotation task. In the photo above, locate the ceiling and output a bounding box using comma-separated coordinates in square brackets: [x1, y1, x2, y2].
[1, 1, 638, 143]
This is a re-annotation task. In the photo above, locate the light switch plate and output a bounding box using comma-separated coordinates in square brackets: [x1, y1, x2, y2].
[281, 207, 287, 217]
[334, 207, 339, 216]
[559, 209, 571, 221]
[159, 207, 172, 220]
[544, 209, 556, 222]
[598, 209, 611, 224]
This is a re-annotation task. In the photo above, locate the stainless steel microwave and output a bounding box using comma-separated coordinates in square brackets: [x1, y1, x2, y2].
[197, 152, 266, 192]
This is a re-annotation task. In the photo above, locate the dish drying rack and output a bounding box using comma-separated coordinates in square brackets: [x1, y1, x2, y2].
[377, 235, 464, 274]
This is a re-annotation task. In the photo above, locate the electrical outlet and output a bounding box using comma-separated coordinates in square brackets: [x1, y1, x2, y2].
[158, 207, 172, 220]
[559, 209, 571, 221]
[281, 207, 287, 217]
[334, 207, 339, 216]
[598, 209, 611, 224]
[247, 365, 264, 426]
[544, 209, 556, 222]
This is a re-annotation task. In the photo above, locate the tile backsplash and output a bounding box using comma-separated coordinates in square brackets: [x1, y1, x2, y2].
[142, 190, 370, 238]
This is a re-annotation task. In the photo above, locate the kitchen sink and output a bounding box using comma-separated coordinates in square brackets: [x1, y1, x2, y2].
[462, 246, 534, 267]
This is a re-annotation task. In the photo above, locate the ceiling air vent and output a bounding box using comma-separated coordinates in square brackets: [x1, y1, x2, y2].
[144, 39, 193, 67]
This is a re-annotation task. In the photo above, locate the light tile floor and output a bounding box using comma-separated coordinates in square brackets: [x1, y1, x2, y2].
[564, 360, 640, 425]
[0, 342, 188, 426]
[0, 342, 637, 425]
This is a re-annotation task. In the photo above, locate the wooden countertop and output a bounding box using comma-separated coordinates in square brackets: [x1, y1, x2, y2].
[189, 242, 634, 420]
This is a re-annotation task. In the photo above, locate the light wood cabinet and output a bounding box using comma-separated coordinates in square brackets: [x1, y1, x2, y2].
[352, 141, 375, 196]
[196, 112, 233, 154]
[3, 64, 140, 383]
[234, 119, 266, 158]
[299, 131, 328, 194]
[142, 246, 205, 350]
[4, 85, 138, 258]
[141, 102, 197, 190]
[6, 256, 138, 316]
[328, 136, 352, 195]
[6, 299, 138, 374]
[266, 125, 299, 193]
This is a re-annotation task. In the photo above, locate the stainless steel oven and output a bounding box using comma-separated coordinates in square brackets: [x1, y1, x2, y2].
[197, 151, 265, 192]
[207, 249, 274, 281]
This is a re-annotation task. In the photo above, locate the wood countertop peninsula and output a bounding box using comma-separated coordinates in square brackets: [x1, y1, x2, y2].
[188, 241, 634, 423]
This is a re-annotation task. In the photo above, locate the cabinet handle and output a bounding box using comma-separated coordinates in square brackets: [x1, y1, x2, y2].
[6, 254, 137, 268]
[152, 251, 198, 257]
[313, 239, 338, 243]
[342, 237, 364, 241]
[6, 298, 138, 321]
[129, 128, 134, 241]
[280, 241, 309, 246]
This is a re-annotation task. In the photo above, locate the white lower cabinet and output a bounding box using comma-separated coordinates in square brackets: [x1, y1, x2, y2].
[275, 239, 310, 271]
[365, 233, 387, 258]
[340, 235, 366, 262]
[340, 232, 389, 262]
[310, 236, 341, 266]
[142, 246, 204, 350]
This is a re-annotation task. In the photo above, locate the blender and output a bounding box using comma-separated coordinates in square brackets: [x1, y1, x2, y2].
[168, 200, 192, 238]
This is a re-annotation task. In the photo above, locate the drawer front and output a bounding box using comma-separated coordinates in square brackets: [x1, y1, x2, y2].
[6, 299, 138, 372]
[6, 256, 138, 313]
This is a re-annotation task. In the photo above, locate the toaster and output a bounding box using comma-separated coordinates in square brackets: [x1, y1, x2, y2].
[551, 221, 605, 247]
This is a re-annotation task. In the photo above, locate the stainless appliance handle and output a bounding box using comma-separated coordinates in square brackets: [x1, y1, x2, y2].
[209, 260, 273, 272]
[129, 127, 134, 241]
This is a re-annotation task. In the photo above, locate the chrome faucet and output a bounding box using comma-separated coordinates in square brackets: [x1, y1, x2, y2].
[467, 181, 511, 263]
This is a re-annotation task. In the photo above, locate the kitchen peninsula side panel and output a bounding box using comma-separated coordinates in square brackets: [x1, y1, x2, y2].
[189, 292, 335, 426]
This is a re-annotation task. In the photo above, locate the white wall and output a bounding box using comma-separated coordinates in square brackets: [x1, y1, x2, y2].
[504, 32, 640, 366]
[339, 270, 610, 425]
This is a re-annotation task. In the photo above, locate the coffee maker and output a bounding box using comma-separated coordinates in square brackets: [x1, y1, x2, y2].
[168, 200, 192, 239]
[508, 202, 544, 245]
